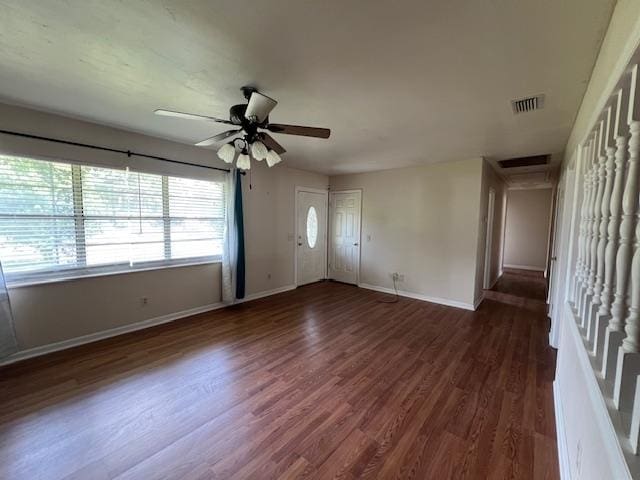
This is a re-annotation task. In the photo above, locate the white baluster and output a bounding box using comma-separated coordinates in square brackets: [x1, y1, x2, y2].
[579, 136, 597, 324]
[613, 64, 640, 411]
[600, 89, 630, 377]
[591, 109, 616, 357]
[575, 141, 594, 307]
[585, 121, 607, 344]
[573, 143, 590, 306]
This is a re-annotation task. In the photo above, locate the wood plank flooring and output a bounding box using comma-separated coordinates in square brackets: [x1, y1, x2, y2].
[0, 279, 559, 479]
[485, 269, 548, 314]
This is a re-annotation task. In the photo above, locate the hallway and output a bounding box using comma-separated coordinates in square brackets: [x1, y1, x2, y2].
[485, 269, 548, 314]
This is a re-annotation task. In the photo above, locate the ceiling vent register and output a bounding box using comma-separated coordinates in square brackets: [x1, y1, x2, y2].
[511, 94, 545, 114]
[497, 155, 550, 169]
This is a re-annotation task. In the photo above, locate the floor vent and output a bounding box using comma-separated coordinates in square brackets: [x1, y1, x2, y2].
[511, 94, 545, 114]
[498, 155, 549, 169]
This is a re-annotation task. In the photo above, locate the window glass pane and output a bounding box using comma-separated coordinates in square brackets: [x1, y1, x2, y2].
[84, 219, 165, 265]
[168, 177, 224, 259]
[82, 167, 163, 217]
[0, 217, 76, 273]
[0, 154, 225, 281]
[0, 157, 73, 216]
[82, 167, 164, 266]
[0, 156, 76, 274]
[306, 206, 318, 248]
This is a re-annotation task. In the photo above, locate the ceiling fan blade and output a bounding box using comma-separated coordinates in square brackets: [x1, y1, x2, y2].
[154, 109, 234, 125]
[267, 123, 330, 139]
[195, 129, 243, 146]
[244, 92, 278, 123]
[259, 132, 286, 154]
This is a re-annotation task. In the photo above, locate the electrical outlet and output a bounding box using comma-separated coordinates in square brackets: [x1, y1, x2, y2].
[141, 297, 149, 306]
[267, 273, 272, 280]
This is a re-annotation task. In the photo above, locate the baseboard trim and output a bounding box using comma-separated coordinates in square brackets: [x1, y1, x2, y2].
[503, 263, 545, 272]
[236, 284, 296, 303]
[0, 284, 297, 367]
[474, 292, 485, 310]
[553, 380, 572, 480]
[358, 283, 475, 311]
[488, 272, 503, 289]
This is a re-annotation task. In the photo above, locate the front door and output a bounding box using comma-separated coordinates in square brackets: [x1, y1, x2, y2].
[296, 189, 327, 286]
[329, 190, 361, 285]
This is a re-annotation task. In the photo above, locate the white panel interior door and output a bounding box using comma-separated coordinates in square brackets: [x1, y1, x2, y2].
[296, 189, 327, 286]
[329, 191, 361, 285]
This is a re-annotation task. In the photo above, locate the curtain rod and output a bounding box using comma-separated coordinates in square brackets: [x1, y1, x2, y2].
[0, 128, 245, 175]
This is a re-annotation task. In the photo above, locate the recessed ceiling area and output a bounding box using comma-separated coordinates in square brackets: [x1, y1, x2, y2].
[0, 0, 615, 175]
[490, 152, 559, 189]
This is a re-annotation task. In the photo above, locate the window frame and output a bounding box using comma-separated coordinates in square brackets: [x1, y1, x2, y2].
[1, 155, 224, 287]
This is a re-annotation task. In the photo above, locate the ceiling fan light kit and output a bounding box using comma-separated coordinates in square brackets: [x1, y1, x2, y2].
[265, 149, 282, 168]
[155, 86, 330, 171]
[236, 152, 251, 170]
[217, 143, 236, 164]
[250, 140, 268, 161]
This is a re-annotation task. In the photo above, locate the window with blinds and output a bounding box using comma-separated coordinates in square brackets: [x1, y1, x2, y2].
[0, 154, 225, 283]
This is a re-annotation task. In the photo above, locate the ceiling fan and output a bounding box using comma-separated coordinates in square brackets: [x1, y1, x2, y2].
[154, 86, 330, 170]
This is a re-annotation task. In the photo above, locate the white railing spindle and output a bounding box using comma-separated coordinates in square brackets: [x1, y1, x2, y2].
[602, 86, 632, 381]
[613, 64, 640, 412]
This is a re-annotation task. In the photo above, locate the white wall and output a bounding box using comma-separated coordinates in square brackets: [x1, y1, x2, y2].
[503, 188, 553, 271]
[9, 263, 222, 350]
[241, 162, 328, 295]
[329, 158, 483, 308]
[0, 102, 327, 352]
[552, 1, 640, 478]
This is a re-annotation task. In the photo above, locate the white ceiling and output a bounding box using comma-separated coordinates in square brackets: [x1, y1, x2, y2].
[0, 0, 615, 175]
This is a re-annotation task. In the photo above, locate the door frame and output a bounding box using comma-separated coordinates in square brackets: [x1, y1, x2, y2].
[328, 189, 363, 286]
[294, 186, 329, 287]
[483, 188, 496, 289]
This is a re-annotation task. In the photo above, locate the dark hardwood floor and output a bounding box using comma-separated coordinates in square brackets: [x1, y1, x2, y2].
[485, 268, 548, 314]
[0, 280, 558, 479]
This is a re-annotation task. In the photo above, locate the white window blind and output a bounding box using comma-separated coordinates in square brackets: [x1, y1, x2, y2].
[0, 154, 225, 283]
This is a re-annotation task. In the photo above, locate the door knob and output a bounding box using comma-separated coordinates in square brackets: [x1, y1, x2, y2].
[353, 242, 359, 246]
[298, 243, 303, 246]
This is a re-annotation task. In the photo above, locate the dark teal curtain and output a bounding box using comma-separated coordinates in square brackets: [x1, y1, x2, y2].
[234, 170, 245, 299]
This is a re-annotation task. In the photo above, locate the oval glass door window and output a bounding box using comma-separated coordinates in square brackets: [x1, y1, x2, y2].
[306, 206, 318, 248]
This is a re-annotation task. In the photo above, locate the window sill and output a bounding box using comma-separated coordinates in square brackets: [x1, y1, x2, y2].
[6, 259, 222, 289]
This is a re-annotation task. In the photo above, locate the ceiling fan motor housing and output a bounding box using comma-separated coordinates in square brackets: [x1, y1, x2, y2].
[229, 104, 247, 125]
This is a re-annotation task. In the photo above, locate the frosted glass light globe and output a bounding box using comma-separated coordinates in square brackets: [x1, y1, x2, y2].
[250, 141, 268, 161]
[265, 150, 282, 168]
[217, 143, 236, 164]
[236, 153, 251, 170]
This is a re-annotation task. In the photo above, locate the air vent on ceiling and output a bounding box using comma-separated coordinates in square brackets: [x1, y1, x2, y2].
[498, 155, 550, 169]
[511, 94, 545, 114]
